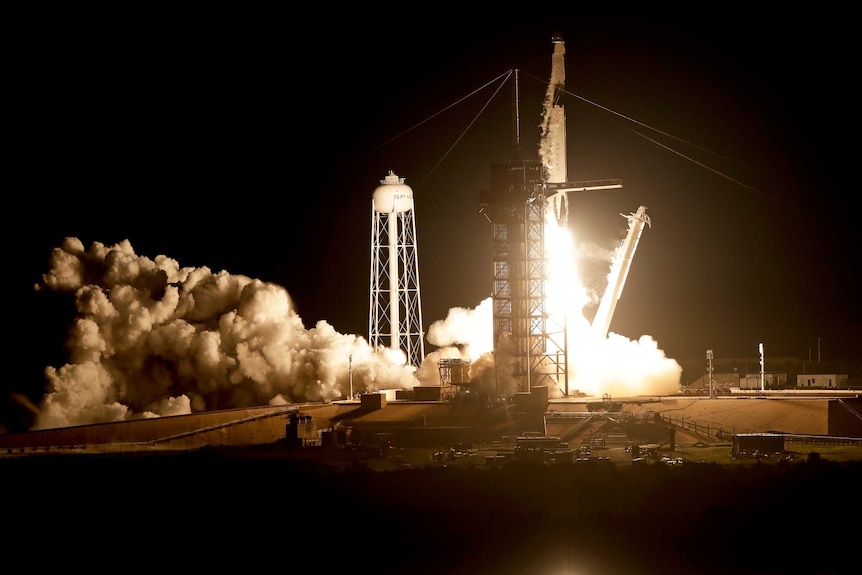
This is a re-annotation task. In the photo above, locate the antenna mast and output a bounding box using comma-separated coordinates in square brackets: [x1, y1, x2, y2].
[512, 69, 522, 155]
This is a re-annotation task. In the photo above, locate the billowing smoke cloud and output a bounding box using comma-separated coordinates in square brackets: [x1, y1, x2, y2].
[425, 297, 493, 358]
[573, 239, 618, 307]
[32, 238, 422, 430]
[562, 235, 682, 398]
[30, 232, 680, 432]
[568, 329, 683, 398]
[415, 298, 521, 398]
[421, 291, 682, 400]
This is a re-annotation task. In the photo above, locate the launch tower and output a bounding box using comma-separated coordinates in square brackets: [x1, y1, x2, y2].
[480, 35, 622, 396]
[369, 171, 426, 369]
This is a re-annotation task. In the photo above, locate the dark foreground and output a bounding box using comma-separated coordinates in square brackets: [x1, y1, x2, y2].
[4, 450, 860, 575]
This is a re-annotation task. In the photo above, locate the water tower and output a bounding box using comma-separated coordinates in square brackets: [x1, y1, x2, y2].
[368, 171, 426, 369]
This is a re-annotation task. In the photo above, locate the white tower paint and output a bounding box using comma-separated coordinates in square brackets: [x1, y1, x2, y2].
[368, 171, 425, 369]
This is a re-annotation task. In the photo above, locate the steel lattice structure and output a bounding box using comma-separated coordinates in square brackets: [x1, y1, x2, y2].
[368, 171, 425, 370]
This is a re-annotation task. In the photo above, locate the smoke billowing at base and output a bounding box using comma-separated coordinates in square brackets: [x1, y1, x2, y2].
[29, 238, 421, 430]
[23, 237, 680, 431]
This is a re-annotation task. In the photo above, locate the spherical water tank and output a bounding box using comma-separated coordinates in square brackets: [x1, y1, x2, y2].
[373, 170, 414, 213]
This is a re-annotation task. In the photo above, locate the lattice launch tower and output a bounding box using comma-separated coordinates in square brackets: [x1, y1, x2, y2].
[480, 35, 622, 396]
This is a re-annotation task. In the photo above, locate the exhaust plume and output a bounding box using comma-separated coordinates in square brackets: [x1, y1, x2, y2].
[32, 237, 421, 430]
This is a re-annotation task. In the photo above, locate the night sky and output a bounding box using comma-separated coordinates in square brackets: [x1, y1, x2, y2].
[9, 10, 859, 432]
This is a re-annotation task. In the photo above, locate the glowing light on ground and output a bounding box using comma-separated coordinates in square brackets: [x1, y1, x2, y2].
[545, 211, 681, 397]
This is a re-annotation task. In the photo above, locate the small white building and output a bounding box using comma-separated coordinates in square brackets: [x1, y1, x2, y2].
[796, 374, 848, 389]
[740, 373, 787, 390]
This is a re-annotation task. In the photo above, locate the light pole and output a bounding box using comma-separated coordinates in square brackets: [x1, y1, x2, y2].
[707, 349, 714, 398]
[349, 354, 353, 399]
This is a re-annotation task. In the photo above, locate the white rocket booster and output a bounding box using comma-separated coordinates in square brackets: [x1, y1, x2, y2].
[540, 34, 569, 225]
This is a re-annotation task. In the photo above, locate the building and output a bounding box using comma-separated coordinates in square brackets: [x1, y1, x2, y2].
[740, 372, 787, 390]
[797, 374, 849, 389]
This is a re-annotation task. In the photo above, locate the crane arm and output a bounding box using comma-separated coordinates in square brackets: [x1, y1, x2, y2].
[591, 206, 651, 338]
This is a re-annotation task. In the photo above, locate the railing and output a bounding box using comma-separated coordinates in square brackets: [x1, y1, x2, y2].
[657, 414, 862, 446]
[1, 407, 301, 458]
[544, 411, 632, 419]
[783, 434, 862, 447]
[656, 413, 731, 441]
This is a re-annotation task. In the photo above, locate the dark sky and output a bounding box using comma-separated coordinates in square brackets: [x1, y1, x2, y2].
[10, 10, 859, 430]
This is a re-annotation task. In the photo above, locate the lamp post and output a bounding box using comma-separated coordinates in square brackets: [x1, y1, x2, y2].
[759, 343, 765, 392]
[707, 349, 714, 398]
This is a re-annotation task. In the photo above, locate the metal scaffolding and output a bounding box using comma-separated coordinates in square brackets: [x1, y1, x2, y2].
[368, 171, 425, 369]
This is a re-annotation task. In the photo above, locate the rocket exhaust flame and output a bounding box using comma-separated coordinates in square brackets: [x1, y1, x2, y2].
[534, 35, 680, 398]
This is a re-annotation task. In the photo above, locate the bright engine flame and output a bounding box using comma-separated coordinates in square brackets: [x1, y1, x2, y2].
[544, 210, 681, 397]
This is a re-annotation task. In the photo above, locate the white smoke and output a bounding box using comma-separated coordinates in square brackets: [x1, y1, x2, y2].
[560, 232, 682, 398]
[33, 237, 422, 430]
[421, 282, 682, 400]
[568, 331, 683, 398]
[31, 232, 680, 431]
[426, 297, 493, 358]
